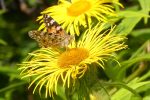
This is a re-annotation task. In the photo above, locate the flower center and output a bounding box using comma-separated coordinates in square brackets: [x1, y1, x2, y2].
[67, 0, 91, 16]
[58, 48, 89, 68]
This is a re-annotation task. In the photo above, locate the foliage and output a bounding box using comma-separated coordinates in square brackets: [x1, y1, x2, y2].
[0, 0, 150, 100]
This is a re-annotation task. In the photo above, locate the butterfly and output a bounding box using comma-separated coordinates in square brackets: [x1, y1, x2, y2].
[28, 14, 73, 48]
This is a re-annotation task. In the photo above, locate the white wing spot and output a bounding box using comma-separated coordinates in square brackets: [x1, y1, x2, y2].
[50, 19, 55, 24]
[56, 26, 61, 30]
[47, 23, 50, 26]
[47, 15, 50, 18]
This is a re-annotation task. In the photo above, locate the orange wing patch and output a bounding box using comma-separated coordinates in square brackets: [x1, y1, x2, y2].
[28, 14, 74, 48]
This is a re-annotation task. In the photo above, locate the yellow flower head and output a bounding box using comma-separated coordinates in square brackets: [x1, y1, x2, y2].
[37, 0, 123, 35]
[19, 23, 127, 98]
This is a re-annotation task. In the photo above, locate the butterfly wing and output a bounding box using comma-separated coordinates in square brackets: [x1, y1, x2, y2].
[28, 14, 73, 48]
[28, 30, 49, 47]
[43, 14, 73, 47]
[43, 14, 64, 35]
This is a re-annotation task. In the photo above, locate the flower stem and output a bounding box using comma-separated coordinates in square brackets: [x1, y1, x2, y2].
[125, 61, 147, 82]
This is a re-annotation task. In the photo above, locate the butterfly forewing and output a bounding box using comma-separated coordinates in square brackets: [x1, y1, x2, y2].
[43, 14, 65, 35]
[28, 14, 73, 48]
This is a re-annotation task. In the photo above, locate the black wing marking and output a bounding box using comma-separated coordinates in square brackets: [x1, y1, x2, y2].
[28, 14, 73, 48]
[43, 14, 63, 33]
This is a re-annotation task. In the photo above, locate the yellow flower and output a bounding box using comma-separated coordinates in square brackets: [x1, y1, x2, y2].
[19, 23, 127, 98]
[37, 0, 122, 35]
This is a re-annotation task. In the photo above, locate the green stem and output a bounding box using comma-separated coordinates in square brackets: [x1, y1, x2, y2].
[0, 81, 27, 93]
[125, 62, 147, 82]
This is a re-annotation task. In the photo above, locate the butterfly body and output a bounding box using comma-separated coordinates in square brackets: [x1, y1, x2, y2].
[28, 14, 73, 48]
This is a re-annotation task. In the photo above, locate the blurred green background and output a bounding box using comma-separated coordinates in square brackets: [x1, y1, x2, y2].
[0, 0, 150, 100]
[0, 0, 57, 100]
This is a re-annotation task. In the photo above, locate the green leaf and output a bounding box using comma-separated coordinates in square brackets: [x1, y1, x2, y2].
[116, 54, 150, 80]
[131, 28, 150, 37]
[118, 11, 149, 18]
[100, 81, 141, 100]
[112, 17, 141, 35]
[113, 9, 149, 36]
[0, 66, 20, 79]
[56, 85, 66, 100]
[0, 81, 27, 93]
[138, 0, 150, 24]
[0, 10, 6, 15]
[129, 41, 148, 59]
[0, 39, 7, 45]
[111, 79, 150, 100]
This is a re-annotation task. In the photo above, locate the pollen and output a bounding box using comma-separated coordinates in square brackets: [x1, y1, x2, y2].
[58, 48, 89, 68]
[67, 0, 91, 16]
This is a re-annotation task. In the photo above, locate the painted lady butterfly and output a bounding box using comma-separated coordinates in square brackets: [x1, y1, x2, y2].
[28, 14, 73, 48]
